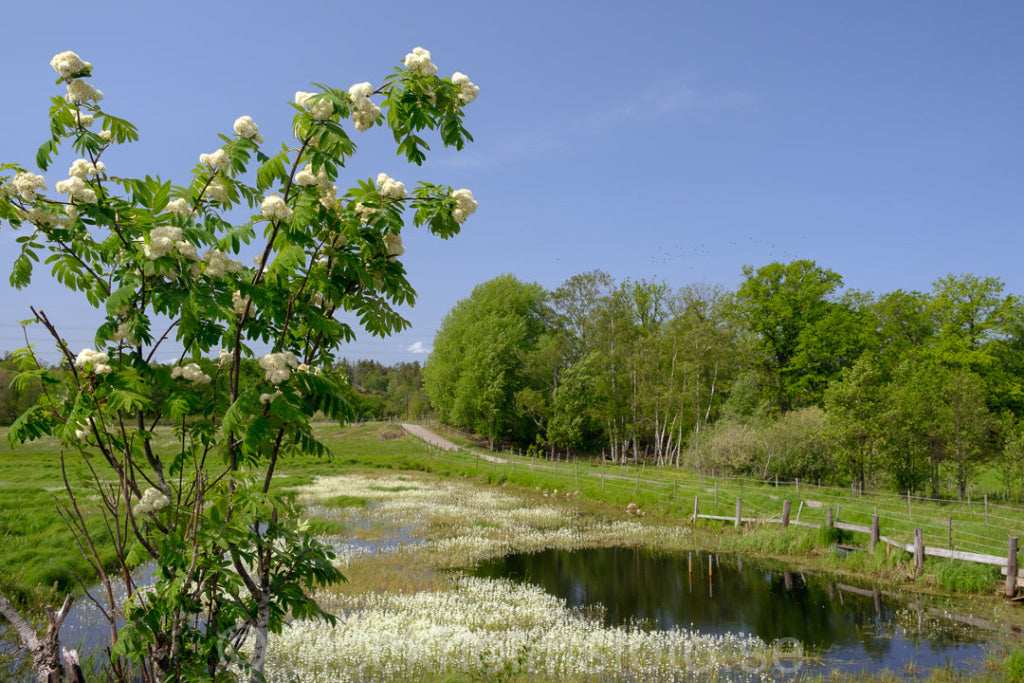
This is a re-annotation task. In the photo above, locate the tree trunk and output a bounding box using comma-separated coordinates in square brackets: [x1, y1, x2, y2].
[0, 593, 78, 683]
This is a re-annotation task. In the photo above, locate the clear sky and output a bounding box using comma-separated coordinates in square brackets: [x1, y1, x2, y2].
[1, 1, 1021, 365]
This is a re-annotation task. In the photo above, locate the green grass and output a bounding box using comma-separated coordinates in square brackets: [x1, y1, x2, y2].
[934, 559, 1001, 593]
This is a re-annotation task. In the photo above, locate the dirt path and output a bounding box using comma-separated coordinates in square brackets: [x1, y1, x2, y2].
[401, 423, 507, 463]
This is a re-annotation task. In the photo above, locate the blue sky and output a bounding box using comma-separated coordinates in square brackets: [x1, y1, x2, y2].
[1, 1, 1021, 365]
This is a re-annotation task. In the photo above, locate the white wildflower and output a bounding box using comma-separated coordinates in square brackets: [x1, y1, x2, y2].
[175, 240, 198, 261]
[170, 363, 211, 384]
[232, 115, 264, 144]
[376, 173, 406, 199]
[404, 46, 438, 77]
[98, 130, 112, 142]
[451, 187, 478, 223]
[295, 91, 333, 120]
[218, 349, 232, 367]
[74, 348, 112, 375]
[451, 72, 479, 104]
[133, 487, 170, 516]
[50, 51, 91, 79]
[55, 176, 97, 204]
[260, 194, 292, 222]
[110, 321, 136, 345]
[259, 390, 282, 405]
[73, 111, 94, 127]
[199, 149, 230, 172]
[259, 352, 299, 385]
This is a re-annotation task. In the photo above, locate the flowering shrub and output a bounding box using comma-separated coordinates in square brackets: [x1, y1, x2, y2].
[0, 46, 479, 682]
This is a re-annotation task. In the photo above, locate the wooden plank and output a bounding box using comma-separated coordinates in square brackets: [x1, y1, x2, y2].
[922, 547, 1007, 566]
[834, 522, 871, 534]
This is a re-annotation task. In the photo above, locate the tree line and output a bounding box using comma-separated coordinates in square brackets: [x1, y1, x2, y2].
[422, 262, 1024, 501]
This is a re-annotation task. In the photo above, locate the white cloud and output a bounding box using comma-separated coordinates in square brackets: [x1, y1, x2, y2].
[406, 341, 431, 355]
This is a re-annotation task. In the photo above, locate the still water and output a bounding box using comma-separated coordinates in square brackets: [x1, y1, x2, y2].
[474, 547, 1003, 675]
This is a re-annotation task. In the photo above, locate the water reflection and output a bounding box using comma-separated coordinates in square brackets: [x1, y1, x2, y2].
[473, 547, 993, 673]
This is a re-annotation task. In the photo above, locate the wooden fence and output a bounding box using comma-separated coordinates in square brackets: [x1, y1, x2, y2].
[693, 496, 1022, 597]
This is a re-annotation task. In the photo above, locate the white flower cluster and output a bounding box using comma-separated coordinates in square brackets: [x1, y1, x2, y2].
[233, 115, 264, 144]
[145, 226, 198, 261]
[170, 362, 211, 384]
[74, 421, 91, 442]
[348, 82, 382, 132]
[24, 207, 72, 229]
[260, 352, 299, 385]
[383, 233, 405, 260]
[451, 72, 479, 104]
[404, 47, 438, 77]
[232, 290, 251, 316]
[55, 176, 97, 204]
[199, 149, 230, 172]
[203, 248, 244, 278]
[5, 173, 48, 201]
[110, 321, 136, 345]
[133, 487, 170, 516]
[295, 91, 334, 121]
[65, 79, 103, 104]
[51, 50, 103, 103]
[353, 202, 376, 224]
[204, 182, 228, 204]
[69, 159, 105, 179]
[50, 51, 91, 79]
[451, 188, 478, 223]
[73, 111, 94, 127]
[259, 390, 282, 405]
[166, 198, 196, 219]
[294, 164, 337, 203]
[261, 194, 292, 222]
[376, 173, 407, 199]
[75, 348, 112, 375]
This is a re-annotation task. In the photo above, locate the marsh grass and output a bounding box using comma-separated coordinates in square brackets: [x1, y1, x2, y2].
[934, 560, 1002, 593]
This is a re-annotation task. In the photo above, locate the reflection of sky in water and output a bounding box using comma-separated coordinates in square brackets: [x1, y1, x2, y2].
[474, 548, 1002, 676]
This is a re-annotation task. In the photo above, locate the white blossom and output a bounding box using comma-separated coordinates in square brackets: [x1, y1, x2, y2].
[451, 187, 478, 223]
[171, 362, 211, 384]
[376, 173, 406, 199]
[165, 198, 196, 218]
[348, 82, 381, 131]
[50, 51, 91, 79]
[203, 248, 244, 278]
[383, 233, 405, 260]
[110, 321, 136, 345]
[98, 130, 112, 142]
[233, 115, 264, 143]
[259, 390, 282, 405]
[65, 79, 103, 104]
[218, 349, 233, 367]
[451, 72, 479, 104]
[404, 46, 438, 77]
[295, 91, 333, 120]
[259, 352, 299, 385]
[133, 487, 170, 516]
[144, 226, 183, 259]
[69, 159, 104, 179]
[9, 173, 48, 202]
[199, 149, 230, 172]
[261, 194, 292, 222]
[204, 182, 228, 204]
[73, 111, 94, 127]
[232, 290, 251, 316]
[74, 348, 112, 375]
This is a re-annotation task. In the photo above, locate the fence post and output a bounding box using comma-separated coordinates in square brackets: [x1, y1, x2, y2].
[914, 528, 924, 576]
[734, 498, 742, 527]
[796, 500, 804, 523]
[782, 500, 791, 529]
[1007, 537, 1019, 599]
[692, 496, 699, 522]
[635, 473, 640, 495]
[826, 507, 833, 531]
[870, 513, 879, 552]
[795, 477, 799, 493]
[947, 516, 953, 551]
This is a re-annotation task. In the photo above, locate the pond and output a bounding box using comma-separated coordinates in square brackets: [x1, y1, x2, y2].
[473, 547, 1005, 675]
